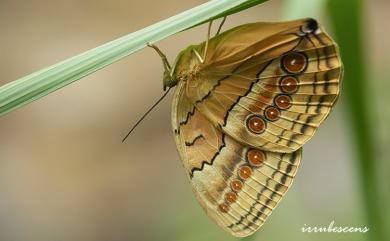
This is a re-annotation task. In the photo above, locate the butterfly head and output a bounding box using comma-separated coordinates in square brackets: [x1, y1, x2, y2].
[163, 69, 177, 90]
[163, 46, 200, 90]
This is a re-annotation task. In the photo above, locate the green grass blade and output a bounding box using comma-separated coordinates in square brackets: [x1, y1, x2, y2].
[327, 0, 386, 240]
[0, 0, 269, 116]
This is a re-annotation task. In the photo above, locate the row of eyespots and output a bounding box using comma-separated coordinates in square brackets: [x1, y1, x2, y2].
[218, 52, 307, 212]
[246, 51, 307, 134]
[246, 94, 293, 133]
[218, 149, 266, 213]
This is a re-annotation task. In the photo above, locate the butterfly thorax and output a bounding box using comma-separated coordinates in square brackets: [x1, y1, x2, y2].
[171, 45, 214, 101]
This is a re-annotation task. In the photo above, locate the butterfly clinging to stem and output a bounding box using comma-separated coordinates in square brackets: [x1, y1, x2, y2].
[125, 17, 343, 237]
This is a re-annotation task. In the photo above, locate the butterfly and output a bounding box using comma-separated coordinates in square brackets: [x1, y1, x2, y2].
[142, 18, 343, 237]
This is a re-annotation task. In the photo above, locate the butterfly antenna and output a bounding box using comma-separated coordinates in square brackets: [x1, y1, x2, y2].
[215, 16, 227, 36]
[122, 88, 172, 142]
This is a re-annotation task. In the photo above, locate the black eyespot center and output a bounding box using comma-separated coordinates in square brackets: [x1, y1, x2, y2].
[305, 18, 318, 33]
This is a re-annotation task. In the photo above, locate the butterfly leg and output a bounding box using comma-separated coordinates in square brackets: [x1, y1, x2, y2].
[203, 20, 213, 62]
[215, 16, 227, 36]
[193, 20, 213, 64]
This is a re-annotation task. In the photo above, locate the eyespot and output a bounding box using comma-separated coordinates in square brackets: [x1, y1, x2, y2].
[225, 192, 237, 203]
[246, 115, 266, 134]
[280, 76, 299, 93]
[275, 95, 293, 110]
[302, 18, 319, 34]
[246, 149, 266, 167]
[238, 165, 252, 180]
[282, 52, 308, 74]
[231, 179, 243, 192]
[218, 203, 229, 213]
[264, 106, 281, 122]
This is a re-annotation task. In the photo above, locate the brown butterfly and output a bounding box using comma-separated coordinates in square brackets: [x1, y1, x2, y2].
[139, 18, 343, 237]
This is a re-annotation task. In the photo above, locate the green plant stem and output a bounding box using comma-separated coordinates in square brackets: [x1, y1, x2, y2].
[327, 1, 385, 241]
[0, 0, 269, 116]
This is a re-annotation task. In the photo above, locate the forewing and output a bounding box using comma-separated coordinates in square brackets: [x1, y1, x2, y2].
[191, 19, 342, 153]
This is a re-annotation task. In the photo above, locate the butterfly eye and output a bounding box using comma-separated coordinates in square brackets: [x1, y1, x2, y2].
[302, 18, 319, 34]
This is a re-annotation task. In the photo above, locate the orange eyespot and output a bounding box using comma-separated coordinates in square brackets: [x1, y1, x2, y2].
[280, 76, 299, 93]
[218, 203, 229, 213]
[239, 166, 252, 180]
[264, 106, 281, 122]
[247, 149, 266, 167]
[247, 115, 266, 134]
[231, 179, 243, 192]
[275, 95, 292, 110]
[282, 52, 307, 74]
[225, 192, 237, 203]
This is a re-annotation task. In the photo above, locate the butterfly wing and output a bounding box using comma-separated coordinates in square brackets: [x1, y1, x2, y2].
[171, 81, 302, 237]
[171, 18, 342, 236]
[174, 18, 342, 153]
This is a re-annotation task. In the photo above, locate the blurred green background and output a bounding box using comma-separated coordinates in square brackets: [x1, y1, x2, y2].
[0, 0, 388, 241]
